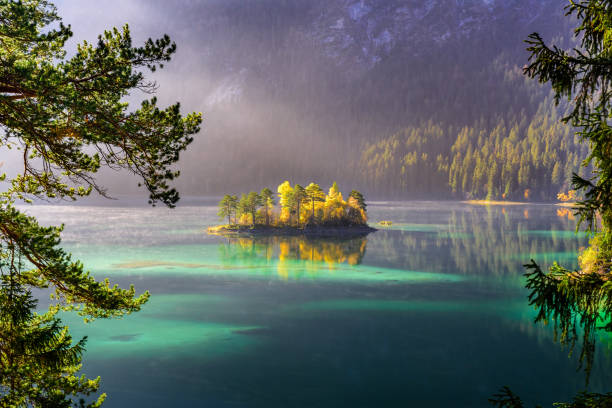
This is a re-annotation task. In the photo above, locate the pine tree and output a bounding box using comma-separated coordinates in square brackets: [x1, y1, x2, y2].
[260, 188, 275, 226]
[0, 0, 200, 403]
[293, 185, 307, 227]
[305, 183, 325, 224]
[218, 195, 237, 225]
[246, 192, 262, 227]
[493, 1, 612, 405]
[0, 245, 105, 407]
[348, 190, 367, 211]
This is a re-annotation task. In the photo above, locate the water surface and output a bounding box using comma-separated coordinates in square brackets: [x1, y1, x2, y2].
[22, 201, 610, 407]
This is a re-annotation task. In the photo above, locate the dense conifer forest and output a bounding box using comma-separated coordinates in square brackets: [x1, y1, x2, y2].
[359, 94, 591, 201]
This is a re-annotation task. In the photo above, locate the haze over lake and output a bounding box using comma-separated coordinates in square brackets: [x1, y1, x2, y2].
[20, 201, 609, 407]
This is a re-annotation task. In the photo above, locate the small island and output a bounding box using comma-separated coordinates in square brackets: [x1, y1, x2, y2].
[208, 181, 376, 237]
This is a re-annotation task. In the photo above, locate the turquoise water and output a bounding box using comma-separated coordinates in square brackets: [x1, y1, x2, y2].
[21, 201, 610, 407]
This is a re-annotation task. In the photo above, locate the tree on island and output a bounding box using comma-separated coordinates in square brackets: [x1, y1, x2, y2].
[324, 182, 345, 225]
[277, 181, 296, 226]
[0, 0, 201, 404]
[218, 195, 238, 225]
[216, 181, 368, 230]
[246, 192, 262, 226]
[260, 188, 275, 226]
[490, 1, 612, 406]
[347, 190, 367, 225]
[238, 192, 262, 227]
[293, 184, 307, 227]
[305, 183, 325, 224]
[349, 190, 366, 211]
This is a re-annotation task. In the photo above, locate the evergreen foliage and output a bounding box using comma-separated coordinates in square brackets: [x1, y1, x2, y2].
[0, 244, 105, 407]
[491, 1, 612, 406]
[217, 181, 368, 228]
[218, 195, 238, 225]
[293, 185, 307, 227]
[305, 183, 325, 224]
[0, 0, 200, 403]
[360, 100, 591, 200]
[260, 188, 275, 226]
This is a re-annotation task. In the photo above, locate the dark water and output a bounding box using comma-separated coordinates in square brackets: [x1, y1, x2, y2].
[22, 201, 612, 407]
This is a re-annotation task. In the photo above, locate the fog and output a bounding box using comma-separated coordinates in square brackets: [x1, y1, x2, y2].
[1, 0, 567, 202]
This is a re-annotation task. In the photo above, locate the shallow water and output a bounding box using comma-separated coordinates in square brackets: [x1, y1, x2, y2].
[20, 201, 612, 407]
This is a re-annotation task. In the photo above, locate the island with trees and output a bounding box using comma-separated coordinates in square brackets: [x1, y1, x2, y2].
[209, 181, 376, 236]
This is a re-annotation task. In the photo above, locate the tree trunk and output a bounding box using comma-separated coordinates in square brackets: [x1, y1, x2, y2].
[311, 199, 315, 224]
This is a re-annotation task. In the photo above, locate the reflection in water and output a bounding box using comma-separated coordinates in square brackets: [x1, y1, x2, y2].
[369, 205, 587, 279]
[18, 202, 612, 407]
[219, 235, 368, 279]
[557, 207, 576, 221]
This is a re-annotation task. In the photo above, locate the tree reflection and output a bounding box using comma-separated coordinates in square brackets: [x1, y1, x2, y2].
[218, 235, 369, 279]
[368, 205, 586, 279]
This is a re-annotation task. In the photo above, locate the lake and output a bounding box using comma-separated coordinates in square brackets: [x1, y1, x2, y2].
[21, 200, 612, 407]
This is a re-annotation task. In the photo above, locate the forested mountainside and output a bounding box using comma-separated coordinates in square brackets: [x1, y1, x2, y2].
[359, 96, 591, 201]
[146, 0, 580, 200]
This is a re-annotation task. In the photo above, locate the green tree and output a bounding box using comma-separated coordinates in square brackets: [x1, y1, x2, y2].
[218, 195, 238, 225]
[238, 192, 261, 227]
[348, 190, 367, 211]
[293, 184, 307, 227]
[237, 193, 248, 223]
[260, 188, 275, 226]
[0, 0, 201, 402]
[0, 1, 201, 207]
[305, 183, 325, 224]
[0, 0, 200, 314]
[525, 1, 611, 229]
[492, 1, 612, 405]
[0, 245, 105, 407]
[246, 191, 262, 227]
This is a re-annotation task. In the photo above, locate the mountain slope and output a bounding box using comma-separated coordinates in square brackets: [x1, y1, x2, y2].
[150, 0, 576, 199]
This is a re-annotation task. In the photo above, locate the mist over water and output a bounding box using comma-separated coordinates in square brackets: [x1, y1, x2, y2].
[19, 201, 610, 407]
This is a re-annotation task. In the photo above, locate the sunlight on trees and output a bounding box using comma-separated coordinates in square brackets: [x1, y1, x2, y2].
[217, 181, 368, 228]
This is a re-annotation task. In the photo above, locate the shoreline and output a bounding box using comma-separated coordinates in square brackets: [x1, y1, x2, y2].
[207, 224, 378, 237]
[462, 200, 529, 206]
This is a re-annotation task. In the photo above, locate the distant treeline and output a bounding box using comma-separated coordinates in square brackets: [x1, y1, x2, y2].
[359, 95, 591, 201]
